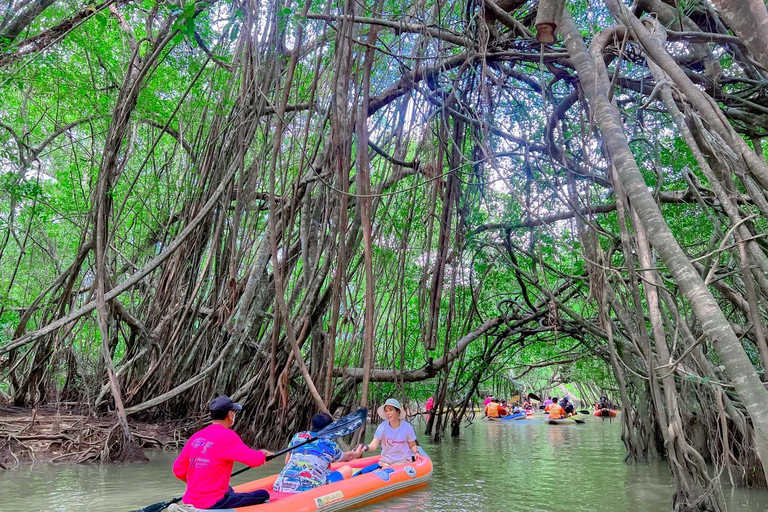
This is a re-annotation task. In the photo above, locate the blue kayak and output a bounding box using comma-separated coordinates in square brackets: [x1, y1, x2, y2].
[488, 412, 527, 421]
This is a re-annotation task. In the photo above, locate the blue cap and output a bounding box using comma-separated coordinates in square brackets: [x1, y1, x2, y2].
[209, 395, 242, 413]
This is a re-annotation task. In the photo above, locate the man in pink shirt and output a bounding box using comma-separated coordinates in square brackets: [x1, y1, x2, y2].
[173, 396, 274, 509]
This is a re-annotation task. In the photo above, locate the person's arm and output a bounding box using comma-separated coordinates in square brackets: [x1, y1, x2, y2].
[172, 444, 191, 482]
[408, 440, 423, 461]
[224, 432, 273, 467]
[406, 424, 422, 461]
[361, 422, 385, 453]
[341, 444, 366, 462]
[364, 436, 381, 452]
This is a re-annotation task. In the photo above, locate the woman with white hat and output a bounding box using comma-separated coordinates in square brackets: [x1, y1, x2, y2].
[359, 398, 423, 468]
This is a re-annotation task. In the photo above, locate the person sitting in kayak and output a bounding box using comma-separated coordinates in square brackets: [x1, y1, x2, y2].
[523, 397, 534, 412]
[596, 396, 614, 414]
[485, 398, 501, 418]
[359, 398, 423, 471]
[273, 413, 365, 494]
[559, 396, 575, 416]
[498, 399, 509, 417]
[172, 396, 274, 509]
[547, 397, 566, 419]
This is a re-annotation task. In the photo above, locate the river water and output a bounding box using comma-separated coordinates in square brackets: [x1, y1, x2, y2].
[2, 414, 767, 511]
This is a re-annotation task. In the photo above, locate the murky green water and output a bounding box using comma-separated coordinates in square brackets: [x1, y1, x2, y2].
[2, 414, 767, 511]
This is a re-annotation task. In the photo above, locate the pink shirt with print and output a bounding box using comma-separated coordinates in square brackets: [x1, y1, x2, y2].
[173, 424, 266, 508]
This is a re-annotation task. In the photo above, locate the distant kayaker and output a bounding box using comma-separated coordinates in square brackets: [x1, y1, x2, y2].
[273, 413, 366, 494]
[596, 396, 614, 411]
[559, 396, 575, 416]
[359, 398, 423, 469]
[547, 396, 566, 420]
[172, 395, 274, 509]
[485, 398, 501, 418]
[543, 397, 553, 409]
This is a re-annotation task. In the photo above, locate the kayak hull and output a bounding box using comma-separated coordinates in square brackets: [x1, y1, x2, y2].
[594, 409, 618, 417]
[546, 415, 585, 424]
[171, 449, 432, 512]
[547, 417, 575, 424]
[488, 412, 527, 421]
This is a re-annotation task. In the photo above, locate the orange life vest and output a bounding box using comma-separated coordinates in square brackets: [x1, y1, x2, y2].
[548, 403, 565, 419]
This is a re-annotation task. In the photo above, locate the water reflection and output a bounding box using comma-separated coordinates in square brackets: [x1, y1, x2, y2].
[1, 415, 767, 512]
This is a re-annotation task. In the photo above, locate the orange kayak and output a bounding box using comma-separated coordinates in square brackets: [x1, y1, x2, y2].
[174, 449, 433, 512]
[594, 408, 618, 417]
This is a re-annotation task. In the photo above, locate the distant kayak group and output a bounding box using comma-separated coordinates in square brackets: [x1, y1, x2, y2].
[482, 394, 620, 425]
[483, 396, 534, 420]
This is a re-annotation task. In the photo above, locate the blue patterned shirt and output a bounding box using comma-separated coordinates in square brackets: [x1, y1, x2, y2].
[272, 431, 344, 493]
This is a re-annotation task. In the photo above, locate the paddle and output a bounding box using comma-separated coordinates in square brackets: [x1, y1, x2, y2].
[578, 409, 590, 415]
[527, 392, 541, 401]
[132, 408, 368, 512]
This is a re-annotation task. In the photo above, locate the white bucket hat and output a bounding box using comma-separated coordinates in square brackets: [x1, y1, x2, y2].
[377, 398, 406, 420]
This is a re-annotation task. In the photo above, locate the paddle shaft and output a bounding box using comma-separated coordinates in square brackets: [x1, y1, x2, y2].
[232, 434, 319, 477]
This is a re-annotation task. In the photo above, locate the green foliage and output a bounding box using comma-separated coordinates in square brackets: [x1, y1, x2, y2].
[0, 0, 760, 434]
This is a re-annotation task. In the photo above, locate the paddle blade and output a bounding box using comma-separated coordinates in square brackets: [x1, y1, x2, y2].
[129, 497, 181, 512]
[135, 504, 168, 512]
[262, 408, 368, 466]
[579, 409, 590, 415]
[527, 392, 541, 401]
[318, 407, 368, 439]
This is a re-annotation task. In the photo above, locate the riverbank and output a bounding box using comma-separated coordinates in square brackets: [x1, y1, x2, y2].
[0, 405, 195, 467]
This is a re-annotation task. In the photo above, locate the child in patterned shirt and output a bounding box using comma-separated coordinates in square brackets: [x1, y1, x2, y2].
[273, 413, 365, 493]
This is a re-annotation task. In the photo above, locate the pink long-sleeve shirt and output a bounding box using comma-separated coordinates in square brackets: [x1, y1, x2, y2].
[172, 424, 267, 508]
